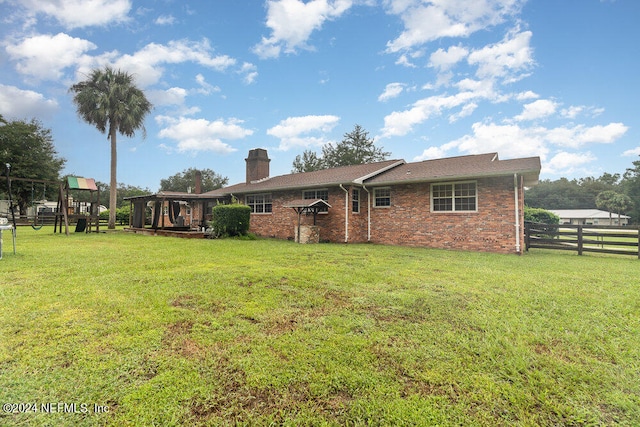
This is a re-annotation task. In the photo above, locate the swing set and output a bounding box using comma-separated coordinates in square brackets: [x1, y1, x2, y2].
[3, 163, 100, 236]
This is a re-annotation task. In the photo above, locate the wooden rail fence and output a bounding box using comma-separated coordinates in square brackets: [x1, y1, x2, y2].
[525, 222, 640, 258]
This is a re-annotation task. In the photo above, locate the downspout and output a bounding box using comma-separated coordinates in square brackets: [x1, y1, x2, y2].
[514, 173, 521, 253]
[362, 185, 371, 242]
[339, 184, 349, 243]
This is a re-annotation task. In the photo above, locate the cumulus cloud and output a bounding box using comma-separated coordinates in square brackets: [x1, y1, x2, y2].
[544, 151, 597, 175]
[429, 45, 469, 71]
[513, 99, 558, 122]
[146, 87, 188, 107]
[431, 121, 628, 171]
[385, 0, 525, 53]
[467, 29, 534, 83]
[253, 0, 354, 58]
[623, 147, 640, 157]
[18, 0, 131, 29]
[114, 39, 236, 87]
[378, 83, 406, 102]
[5, 33, 97, 81]
[156, 116, 252, 154]
[0, 84, 59, 119]
[267, 114, 340, 150]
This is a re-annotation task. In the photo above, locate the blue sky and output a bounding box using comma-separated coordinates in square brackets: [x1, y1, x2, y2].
[1, 0, 639, 191]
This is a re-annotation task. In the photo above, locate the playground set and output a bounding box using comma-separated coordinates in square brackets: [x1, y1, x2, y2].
[1, 163, 101, 258]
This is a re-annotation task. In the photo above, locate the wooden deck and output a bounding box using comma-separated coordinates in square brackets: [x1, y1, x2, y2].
[125, 227, 207, 239]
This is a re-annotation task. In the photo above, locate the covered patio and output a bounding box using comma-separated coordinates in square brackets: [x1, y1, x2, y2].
[124, 191, 223, 238]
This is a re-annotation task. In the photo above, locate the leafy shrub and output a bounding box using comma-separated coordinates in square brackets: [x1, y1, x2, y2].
[100, 205, 131, 225]
[212, 204, 251, 237]
[524, 206, 560, 225]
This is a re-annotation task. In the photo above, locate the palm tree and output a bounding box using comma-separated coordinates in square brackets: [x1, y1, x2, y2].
[70, 66, 152, 229]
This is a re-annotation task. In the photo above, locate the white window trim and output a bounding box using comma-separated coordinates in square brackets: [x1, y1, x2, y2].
[302, 188, 329, 213]
[246, 193, 273, 214]
[373, 187, 391, 208]
[352, 188, 360, 214]
[430, 180, 478, 213]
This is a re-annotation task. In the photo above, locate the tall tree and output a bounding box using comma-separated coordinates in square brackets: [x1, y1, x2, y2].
[291, 124, 390, 172]
[159, 168, 228, 193]
[291, 150, 324, 173]
[0, 115, 66, 216]
[70, 66, 152, 229]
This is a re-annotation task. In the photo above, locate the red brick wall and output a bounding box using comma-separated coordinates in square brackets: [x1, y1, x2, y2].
[367, 176, 524, 253]
[246, 176, 525, 254]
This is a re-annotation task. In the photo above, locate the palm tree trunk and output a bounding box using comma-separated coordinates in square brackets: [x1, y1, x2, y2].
[109, 126, 117, 229]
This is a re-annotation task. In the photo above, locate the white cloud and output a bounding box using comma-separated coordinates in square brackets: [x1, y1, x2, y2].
[513, 99, 557, 122]
[544, 151, 597, 175]
[239, 62, 258, 85]
[429, 45, 469, 71]
[253, 0, 354, 58]
[544, 123, 628, 148]
[5, 33, 97, 81]
[467, 29, 534, 83]
[439, 121, 628, 168]
[155, 15, 176, 25]
[146, 87, 188, 107]
[156, 116, 252, 154]
[385, 0, 525, 53]
[623, 147, 640, 157]
[515, 90, 539, 101]
[380, 82, 493, 137]
[378, 83, 405, 102]
[449, 102, 478, 123]
[413, 146, 451, 161]
[0, 84, 58, 119]
[18, 0, 131, 29]
[114, 39, 236, 87]
[194, 74, 220, 95]
[449, 122, 550, 160]
[267, 114, 340, 150]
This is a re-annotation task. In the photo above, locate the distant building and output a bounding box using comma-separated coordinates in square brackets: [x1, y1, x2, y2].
[549, 209, 630, 226]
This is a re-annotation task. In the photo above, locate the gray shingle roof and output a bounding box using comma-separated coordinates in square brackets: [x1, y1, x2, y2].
[366, 153, 541, 186]
[205, 159, 404, 196]
[206, 152, 541, 197]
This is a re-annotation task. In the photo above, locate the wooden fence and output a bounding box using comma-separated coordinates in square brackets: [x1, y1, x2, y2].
[525, 222, 640, 258]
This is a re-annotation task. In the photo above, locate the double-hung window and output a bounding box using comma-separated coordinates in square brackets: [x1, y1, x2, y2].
[246, 193, 272, 213]
[352, 189, 360, 213]
[431, 181, 477, 212]
[303, 189, 329, 213]
[374, 188, 391, 207]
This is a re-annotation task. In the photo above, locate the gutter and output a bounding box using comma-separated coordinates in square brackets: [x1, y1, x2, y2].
[362, 185, 371, 242]
[514, 174, 521, 253]
[339, 184, 349, 243]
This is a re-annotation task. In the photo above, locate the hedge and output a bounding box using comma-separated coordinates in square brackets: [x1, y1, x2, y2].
[212, 204, 251, 237]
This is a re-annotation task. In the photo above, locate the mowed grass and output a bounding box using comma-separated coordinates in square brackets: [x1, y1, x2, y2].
[1, 227, 639, 426]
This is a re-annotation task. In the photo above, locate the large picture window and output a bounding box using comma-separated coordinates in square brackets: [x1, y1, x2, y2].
[374, 188, 391, 207]
[246, 193, 272, 213]
[431, 181, 477, 212]
[303, 189, 329, 212]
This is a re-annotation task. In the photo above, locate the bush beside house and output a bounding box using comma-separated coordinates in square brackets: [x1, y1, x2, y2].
[212, 204, 251, 237]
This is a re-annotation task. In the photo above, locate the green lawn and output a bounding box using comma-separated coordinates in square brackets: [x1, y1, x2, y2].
[1, 227, 639, 426]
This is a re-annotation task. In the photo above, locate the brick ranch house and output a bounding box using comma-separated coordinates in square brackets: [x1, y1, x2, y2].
[206, 149, 541, 254]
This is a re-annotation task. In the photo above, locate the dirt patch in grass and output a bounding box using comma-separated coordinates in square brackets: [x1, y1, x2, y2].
[186, 354, 352, 425]
[161, 319, 207, 359]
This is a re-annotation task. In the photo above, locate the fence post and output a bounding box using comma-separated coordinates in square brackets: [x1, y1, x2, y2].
[577, 225, 583, 256]
[637, 227, 640, 260]
[524, 222, 530, 251]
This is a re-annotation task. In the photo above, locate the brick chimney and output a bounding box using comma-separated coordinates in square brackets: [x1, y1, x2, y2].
[194, 170, 202, 194]
[245, 149, 270, 183]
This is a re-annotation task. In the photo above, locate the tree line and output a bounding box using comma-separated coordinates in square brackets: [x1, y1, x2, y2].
[525, 165, 640, 224]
